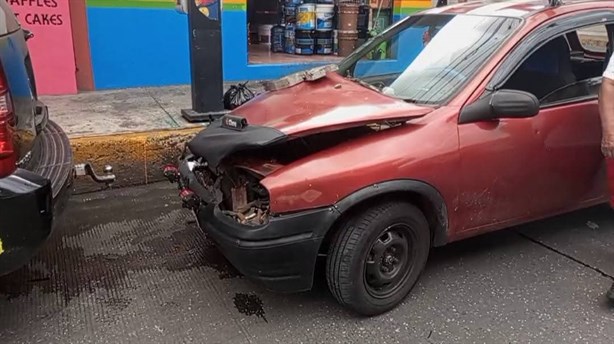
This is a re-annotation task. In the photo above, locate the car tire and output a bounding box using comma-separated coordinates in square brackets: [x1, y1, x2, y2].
[326, 201, 430, 316]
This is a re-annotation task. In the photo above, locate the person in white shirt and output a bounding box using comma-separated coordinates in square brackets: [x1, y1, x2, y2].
[601, 55, 614, 157]
[599, 53, 614, 302]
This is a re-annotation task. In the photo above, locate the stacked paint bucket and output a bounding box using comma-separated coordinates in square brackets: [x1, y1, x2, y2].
[295, 1, 316, 55]
[336, 1, 360, 57]
[271, 24, 285, 53]
[315, 1, 335, 55]
[282, 0, 300, 53]
[293, 0, 336, 55]
[267, 0, 294, 53]
[268, 0, 376, 57]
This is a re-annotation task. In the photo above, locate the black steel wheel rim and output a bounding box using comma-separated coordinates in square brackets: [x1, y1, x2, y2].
[363, 223, 416, 299]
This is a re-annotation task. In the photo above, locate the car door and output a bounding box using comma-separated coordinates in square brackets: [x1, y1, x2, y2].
[456, 12, 614, 233]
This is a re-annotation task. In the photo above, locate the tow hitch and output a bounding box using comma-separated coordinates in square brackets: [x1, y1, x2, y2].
[74, 163, 116, 188]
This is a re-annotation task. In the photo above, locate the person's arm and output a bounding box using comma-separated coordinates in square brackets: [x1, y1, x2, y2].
[600, 57, 614, 158]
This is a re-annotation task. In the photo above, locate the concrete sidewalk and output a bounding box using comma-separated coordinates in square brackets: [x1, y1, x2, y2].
[42, 83, 263, 192]
[47, 85, 199, 138]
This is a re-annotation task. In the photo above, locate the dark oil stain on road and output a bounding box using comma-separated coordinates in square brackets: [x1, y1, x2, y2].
[147, 220, 241, 279]
[233, 293, 267, 322]
[0, 214, 240, 304]
[190, 232, 242, 280]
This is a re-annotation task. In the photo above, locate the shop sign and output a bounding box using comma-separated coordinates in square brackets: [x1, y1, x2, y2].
[196, 0, 220, 21]
[8, 0, 77, 95]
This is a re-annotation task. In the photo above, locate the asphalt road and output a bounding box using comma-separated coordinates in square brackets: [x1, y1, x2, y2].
[1, 183, 614, 343]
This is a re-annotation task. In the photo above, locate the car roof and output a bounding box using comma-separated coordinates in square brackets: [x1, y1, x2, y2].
[422, 0, 611, 19]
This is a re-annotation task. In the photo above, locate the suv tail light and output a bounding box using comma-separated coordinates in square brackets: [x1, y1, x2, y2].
[0, 62, 16, 178]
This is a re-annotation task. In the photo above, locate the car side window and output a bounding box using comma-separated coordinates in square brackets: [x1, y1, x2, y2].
[577, 24, 609, 54]
[501, 25, 610, 107]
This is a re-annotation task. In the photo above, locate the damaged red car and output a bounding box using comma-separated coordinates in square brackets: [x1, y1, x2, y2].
[167, 0, 614, 315]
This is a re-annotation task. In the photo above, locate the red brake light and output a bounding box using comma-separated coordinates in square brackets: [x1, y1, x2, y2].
[0, 63, 16, 178]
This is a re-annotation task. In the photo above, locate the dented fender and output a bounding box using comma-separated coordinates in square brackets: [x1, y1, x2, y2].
[333, 179, 449, 247]
[259, 112, 459, 217]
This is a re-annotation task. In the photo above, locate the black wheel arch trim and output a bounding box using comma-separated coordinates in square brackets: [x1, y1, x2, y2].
[332, 179, 449, 247]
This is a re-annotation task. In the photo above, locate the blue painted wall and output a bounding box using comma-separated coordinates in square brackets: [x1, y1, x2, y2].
[87, 7, 191, 89]
[86, 8, 415, 89]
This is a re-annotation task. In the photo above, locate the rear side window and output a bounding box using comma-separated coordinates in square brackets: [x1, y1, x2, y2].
[577, 24, 608, 53]
[0, 1, 20, 36]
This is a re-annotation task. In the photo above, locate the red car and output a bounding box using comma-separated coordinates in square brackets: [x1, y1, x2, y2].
[169, 0, 614, 315]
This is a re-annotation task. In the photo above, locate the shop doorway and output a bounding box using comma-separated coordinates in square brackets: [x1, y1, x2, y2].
[247, 0, 395, 65]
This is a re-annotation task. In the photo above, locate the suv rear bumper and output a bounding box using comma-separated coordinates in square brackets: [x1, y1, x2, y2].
[0, 120, 73, 276]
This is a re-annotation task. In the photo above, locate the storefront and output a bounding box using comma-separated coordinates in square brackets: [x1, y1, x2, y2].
[9, 0, 436, 95]
[7, 0, 77, 95]
[228, 0, 433, 79]
[247, 0, 397, 64]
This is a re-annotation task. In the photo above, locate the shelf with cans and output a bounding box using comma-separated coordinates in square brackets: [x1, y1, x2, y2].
[252, 0, 393, 58]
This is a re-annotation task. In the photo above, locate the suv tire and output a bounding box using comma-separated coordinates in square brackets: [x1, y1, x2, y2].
[326, 201, 430, 316]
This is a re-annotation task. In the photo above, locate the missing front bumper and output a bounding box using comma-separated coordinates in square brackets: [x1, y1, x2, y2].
[195, 203, 338, 293]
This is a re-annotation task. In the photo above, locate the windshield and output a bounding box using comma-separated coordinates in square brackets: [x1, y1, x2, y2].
[338, 14, 522, 105]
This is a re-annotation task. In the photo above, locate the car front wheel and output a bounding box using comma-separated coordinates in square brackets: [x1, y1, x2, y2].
[326, 201, 430, 316]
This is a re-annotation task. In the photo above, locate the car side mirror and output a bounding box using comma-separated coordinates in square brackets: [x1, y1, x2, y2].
[459, 89, 540, 124]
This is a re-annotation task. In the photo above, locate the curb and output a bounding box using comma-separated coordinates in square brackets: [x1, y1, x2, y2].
[70, 126, 204, 194]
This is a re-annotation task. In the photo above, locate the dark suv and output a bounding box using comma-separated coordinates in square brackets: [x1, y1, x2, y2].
[0, 2, 73, 275]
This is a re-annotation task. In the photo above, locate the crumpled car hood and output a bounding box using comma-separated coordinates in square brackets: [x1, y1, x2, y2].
[233, 72, 434, 136]
[187, 72, 434, 168]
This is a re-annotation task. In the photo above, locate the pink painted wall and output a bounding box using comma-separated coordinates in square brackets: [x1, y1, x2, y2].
[8, 0, 77, 95]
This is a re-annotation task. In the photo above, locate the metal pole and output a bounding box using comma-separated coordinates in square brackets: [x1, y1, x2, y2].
[180, 0, 229, 122]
